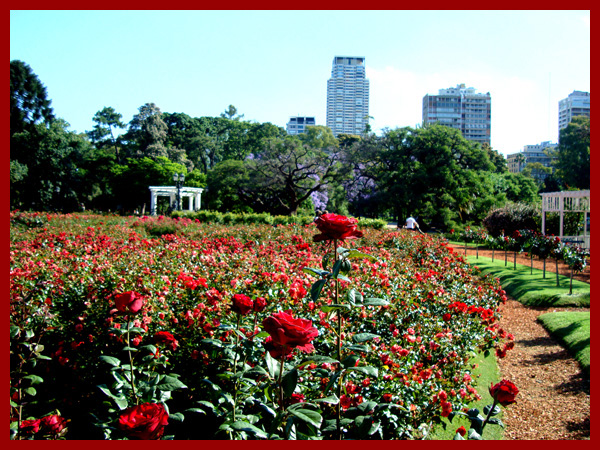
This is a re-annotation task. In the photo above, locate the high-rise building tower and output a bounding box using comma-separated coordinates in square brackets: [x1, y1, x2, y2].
[558, 90, 590, 130]
[422, 84, 492, 146]
[326, 56, 370, 136]
[286, 116, 316, 135]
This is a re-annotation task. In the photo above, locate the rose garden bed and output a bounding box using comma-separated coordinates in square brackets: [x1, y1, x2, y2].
[10, 212, 514, 440]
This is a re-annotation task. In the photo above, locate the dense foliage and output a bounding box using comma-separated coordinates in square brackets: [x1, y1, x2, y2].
[12, 59, 575, 231]
[10, 212, 513, 440]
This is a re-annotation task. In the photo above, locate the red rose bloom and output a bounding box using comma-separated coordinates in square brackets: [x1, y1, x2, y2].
[262, 310, 319, 355]
[456, 426, 467, 437]
[115, 291, 145, 314]
[19, 418, 41, 435]
[117, 402, 169, 440]
[40, 414, 68, 435]
[263, 335, 293, 359]
[313, 213, 364, 242]
[231, 294, 254, 316]
[153, 331, 179, 351]
[253, 297, 267, 313]
[489, 379, 519, 406]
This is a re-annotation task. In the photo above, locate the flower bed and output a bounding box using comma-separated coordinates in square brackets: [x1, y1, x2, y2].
[10, 213, 512, 440]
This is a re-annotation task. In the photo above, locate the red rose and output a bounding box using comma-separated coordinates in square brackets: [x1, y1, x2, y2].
[40, 414, 68, 435]
[489, 379, 519, 406]
[115, 291, 145, 314]
[262, 310, 319, 354]
[456, 426, 467, 437]
[117, 402, 169, 440]
[313, 213, 364, 242]
[253, 297, 268, 313]
[19, 418, 41, 435]
[153, 331, 179, 351]
[231, 294, 254, 316]
[264, 335, 293, 359]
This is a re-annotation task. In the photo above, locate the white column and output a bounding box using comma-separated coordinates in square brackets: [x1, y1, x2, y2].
[188, 195, 193, 211]
[150, 190, 157, 215]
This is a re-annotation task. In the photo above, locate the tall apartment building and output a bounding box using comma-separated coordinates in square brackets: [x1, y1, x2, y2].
[422, 84, 491, 146]
[326, 56, 370, 136]
[558, 90, 590, 130]
[506, 141, 558, 181]
[286, 116, 316, 135]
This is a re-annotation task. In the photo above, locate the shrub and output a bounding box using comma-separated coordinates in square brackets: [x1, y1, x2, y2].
[482, 203, 539, 237]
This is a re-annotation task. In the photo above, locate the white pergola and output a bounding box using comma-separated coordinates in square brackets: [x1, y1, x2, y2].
[149, 186, 204, 215]
[541, 190, 590, 248]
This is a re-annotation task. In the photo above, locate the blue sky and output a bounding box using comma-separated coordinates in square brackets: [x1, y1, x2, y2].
[10, 10, 590, 155]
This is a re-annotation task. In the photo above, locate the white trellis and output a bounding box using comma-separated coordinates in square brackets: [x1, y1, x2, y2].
[541, 190, 590, 248]
[148, 186, 204, 215]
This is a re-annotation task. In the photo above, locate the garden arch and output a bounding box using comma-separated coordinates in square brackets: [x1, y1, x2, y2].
[148, 186, 204, 215]
[541, 190, 590, 248]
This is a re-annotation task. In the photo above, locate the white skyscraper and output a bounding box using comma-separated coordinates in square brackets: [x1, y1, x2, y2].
[422, 84, 492, 146]
[326, 56, 370, 136]
[558, 90, 590, 130]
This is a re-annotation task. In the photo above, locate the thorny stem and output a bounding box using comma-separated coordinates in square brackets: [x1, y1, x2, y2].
[333, 239, 343, 440]
[126, 322, 138, 404]
[232, 315, 241, 421]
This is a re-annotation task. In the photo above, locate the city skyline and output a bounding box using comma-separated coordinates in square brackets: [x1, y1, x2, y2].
[9, 10, 590, 156]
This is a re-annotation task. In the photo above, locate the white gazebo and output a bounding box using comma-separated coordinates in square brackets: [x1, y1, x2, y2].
[541, 190, 590, 248]
[148, 186, 204, 215]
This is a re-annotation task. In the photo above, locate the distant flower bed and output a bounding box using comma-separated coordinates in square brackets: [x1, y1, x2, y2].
[10, 212, 511, 440]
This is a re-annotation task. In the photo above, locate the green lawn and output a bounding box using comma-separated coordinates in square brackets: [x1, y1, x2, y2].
[537, 311, 590, 376]
[465, 255, 590, 307]
[427, 350, 505, 440]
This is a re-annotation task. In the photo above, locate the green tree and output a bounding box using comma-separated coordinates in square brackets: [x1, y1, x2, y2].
[298, 125, 338, 149]
[124, 103, 169, 159]
[482, 143, 508, 173]
[87, 107, 126, 162]
[111, 157, 187, 213]
[553, 116, 590, 189]
[10, 120, 92, 211]
[10, 60, 54, 136]
[220, 104, 244, 121]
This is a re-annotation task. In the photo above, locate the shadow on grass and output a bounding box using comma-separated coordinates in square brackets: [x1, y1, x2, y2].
[466, 256, 590, 307]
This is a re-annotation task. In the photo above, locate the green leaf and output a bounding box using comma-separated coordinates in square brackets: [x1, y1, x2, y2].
[265, 350, 281, 379]
[352, 333, 380, 343]
[331, 259, 343, 279]
[310, 279, 327, 302]
[155, 375, 187, 391]
[99, 355, 121, 367]
[313, 394, 339, 405]
[342, 354, 360, 368]
[24, 387, 36, 396]
[468, 428, 483, 440]
[254, 331, 269, 339]
[200, 338, 223, 348]
[303, 267, 330, 278]
[169, 412, 185, 422]
[122, 346, 138, 352]
[345, 289, 362, 306]
[483, 404, 501, 417]
[347, 365, 378, 377]
[345, 249, 376, 261]
[10, 326, 20, 338]
[321, 303, 351, 313]
[487, 417, 504, 427]
[362, 298, 389, 307]
[281, 368, 298, 398]
[22, 374, 44, 385]
[287, 406, 323, 429]
[230, 421, 268, 439]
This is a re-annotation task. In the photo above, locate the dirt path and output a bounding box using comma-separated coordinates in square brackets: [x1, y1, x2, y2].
[450, 243, 591, 439]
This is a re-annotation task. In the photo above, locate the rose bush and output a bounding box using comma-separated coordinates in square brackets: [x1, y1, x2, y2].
[10, 212, 513, 439]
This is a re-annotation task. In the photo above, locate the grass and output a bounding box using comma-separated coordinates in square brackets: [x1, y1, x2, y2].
[537, 311, 590, 375]
[465, 255, 590, 307]
[427, 350, 505, 440]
